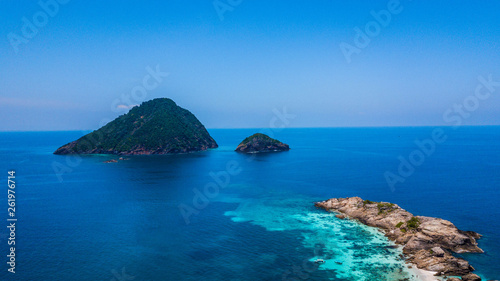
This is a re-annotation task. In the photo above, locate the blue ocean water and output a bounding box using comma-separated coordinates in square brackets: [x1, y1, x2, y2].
[0, 127, 498, 280]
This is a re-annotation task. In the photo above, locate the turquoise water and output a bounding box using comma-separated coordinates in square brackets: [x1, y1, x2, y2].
[0, 127, 498, 280]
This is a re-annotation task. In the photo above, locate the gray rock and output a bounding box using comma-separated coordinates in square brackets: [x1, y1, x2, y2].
[431, 246, 445, 257]
[462, 273, 481, 281]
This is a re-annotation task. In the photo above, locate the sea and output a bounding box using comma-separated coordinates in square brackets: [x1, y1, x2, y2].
[0, 127, 498, 281]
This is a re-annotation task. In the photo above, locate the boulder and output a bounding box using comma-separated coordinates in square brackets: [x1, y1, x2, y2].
[431, 247, 445, 257]
[462, 273, 482, 281]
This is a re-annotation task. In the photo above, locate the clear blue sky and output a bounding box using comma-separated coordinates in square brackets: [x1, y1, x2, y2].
[1, 0, 500, 131]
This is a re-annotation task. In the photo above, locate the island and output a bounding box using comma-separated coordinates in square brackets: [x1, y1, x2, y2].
[54, 98, 218, 155]
[315, 197, 483, 281]
[235, 133, 289, 153]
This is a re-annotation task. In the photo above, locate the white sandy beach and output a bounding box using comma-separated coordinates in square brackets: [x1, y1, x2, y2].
[410, 266, 440, 281]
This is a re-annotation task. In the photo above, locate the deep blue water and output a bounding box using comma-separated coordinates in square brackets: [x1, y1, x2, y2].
[0, 127, 499, 280]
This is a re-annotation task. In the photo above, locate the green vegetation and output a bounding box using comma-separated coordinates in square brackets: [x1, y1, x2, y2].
[239, 133, 282, 145]
[54, 98, 218, 154]
[397, 217, 420, 233]
[363, 200, 375, 206]
[377, 202, 397, 215]
[235, 133, 289, 153]
[407, 217, 421, 230]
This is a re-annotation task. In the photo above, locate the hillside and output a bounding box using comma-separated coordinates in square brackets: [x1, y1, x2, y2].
[54, 98, 218, 155]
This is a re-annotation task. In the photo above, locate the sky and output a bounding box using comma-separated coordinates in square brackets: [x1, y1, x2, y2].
[1, 0, 500, 131]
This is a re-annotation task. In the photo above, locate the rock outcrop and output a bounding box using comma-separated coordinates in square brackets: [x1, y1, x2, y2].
[314, 197, 484, 278]
[235, 133, 289, 153]
[461, 273, 482, 281]
[54, 98, 218, 155]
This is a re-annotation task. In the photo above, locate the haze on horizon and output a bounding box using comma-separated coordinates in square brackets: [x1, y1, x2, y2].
[1, 0, 500, 131]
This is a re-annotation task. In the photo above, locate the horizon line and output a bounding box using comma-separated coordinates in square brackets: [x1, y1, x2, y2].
[1, 124, 500, 133]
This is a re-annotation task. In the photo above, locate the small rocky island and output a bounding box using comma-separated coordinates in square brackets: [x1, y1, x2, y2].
[54, 98, 218, 155]
[315, 197, 484, 281]
[235, 133, 289, 153]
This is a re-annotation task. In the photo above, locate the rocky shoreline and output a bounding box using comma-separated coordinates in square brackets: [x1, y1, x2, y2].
[315, 197, 484, 281]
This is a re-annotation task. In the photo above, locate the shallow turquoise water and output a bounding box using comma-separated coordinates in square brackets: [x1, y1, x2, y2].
[0, 127, 498, 280]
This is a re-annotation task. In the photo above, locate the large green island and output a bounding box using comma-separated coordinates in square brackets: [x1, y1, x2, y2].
[54, 98, 218, 155]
